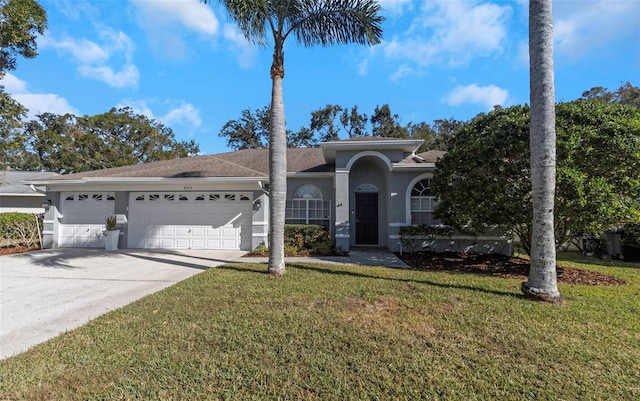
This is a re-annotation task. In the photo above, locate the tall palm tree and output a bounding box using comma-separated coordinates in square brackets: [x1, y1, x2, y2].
[207, 0, 384, 275]
[522, 0, 563, 303]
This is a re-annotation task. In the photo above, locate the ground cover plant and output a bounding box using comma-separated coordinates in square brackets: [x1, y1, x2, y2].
[1, 253, 638, 400]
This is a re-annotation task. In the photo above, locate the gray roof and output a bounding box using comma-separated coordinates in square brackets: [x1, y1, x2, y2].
[0, 171, 59, 195]
[34, 148, 332, 181]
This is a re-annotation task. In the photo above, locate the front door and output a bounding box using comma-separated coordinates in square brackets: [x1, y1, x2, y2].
[355, 193, 378, 244]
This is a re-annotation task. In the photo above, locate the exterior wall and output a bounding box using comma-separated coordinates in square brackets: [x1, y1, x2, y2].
[0, 196, 46, 214]
[251, 190, 268, 249]
[42, 181, 264, 250]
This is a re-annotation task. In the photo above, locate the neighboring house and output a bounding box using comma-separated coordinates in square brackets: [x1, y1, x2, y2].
[0, 171, 59, 214]
[24, 138, 510, 254]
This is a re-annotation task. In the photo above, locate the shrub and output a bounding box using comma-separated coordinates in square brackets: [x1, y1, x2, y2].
[398, 225, 453, 253]
[284, 224, 332, 254]
[249, 225, 335, 256]
[0, 212, 42, 249]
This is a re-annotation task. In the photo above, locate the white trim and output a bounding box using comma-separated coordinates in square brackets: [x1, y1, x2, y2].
[345, 151, 392, 172]
[287, 172, 335, 178]
[391, 163, 437, 170]
[252, 221, 268, 226]
[390, 234, 509, 241]
[0, 193, 45, 197]
[335, 234, 350, 238]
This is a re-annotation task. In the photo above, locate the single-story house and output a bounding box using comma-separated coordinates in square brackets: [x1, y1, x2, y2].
[0, 171, 59, 214]
[24, 138, 511, 254]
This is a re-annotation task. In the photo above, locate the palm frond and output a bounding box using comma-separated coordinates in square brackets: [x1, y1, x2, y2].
[288, 0, 384, 47]
[209, 0, 270, 46]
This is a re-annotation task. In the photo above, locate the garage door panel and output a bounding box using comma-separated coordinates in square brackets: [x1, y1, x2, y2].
[128, 192, 252, 250]
[59, 193, 115, 248]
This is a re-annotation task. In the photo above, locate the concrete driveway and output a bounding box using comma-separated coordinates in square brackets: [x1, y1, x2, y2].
[0, 248, 246, 359]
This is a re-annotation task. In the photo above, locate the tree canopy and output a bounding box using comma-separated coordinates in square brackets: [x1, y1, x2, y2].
[10, 107, 199, 174]
[0, 0, 47, 76]
[220, 103, 455, 151]
[433, 100, 640, 255]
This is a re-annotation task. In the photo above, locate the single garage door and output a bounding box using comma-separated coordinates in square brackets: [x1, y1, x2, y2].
[59, 192, 116, 247]
[128, 192, 253, 250]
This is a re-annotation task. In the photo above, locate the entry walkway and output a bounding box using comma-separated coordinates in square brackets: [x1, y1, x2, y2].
[243, 247, 409, 268]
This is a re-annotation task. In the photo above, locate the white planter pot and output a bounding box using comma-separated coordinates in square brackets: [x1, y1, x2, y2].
[104, 230, 120, 251]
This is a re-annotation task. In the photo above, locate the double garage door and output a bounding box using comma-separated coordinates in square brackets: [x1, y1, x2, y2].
[59, 191, 253, 250]
[127, 192, 252, 250]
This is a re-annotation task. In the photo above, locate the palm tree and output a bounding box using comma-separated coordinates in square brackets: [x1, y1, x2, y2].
[522, 0, 563, 303]
[206, 0, 384, 276]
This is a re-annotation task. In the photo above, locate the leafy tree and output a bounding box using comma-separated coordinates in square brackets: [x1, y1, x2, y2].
[339, 105, 368, 138]
[433, 101, 640, 262]
[581, 82, 640, 108]
[524, 0, 561, 302]
[24, 113, 79, 173]
[219, 106, 270, 150]
[210, 0, 384, 276]
[370, 104, 408, 138]
[309, 104, 343, 143]
[0, 0, 47, 76]
[23, 108, 199, 174]
[0, 86, 36, 169]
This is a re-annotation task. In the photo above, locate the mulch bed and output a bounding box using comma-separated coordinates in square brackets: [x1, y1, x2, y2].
[0, 246, 40, 256]
[396, 251, 626, 286]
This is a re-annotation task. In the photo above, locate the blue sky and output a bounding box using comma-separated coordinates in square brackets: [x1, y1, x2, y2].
[1, 0, 639, 154]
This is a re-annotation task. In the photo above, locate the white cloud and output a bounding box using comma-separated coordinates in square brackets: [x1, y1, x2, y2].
[379, 0, 511, 73]
[118, 99, 202, 135]
[41, 28, 139, 88]
[163, 103, 202, 129]
[378, 0, 413, 16]
[0, 72, 27, 93]
[78, 64, 139, 89]
[131, 0, 219, 60]
[40, 35, 108, 64]
[444, 83, 509, 110]
[553, 0, 639, 60]
[389, 65, 415, 82]
[223, 24, 258, 69]
[0, 73, 78, 119]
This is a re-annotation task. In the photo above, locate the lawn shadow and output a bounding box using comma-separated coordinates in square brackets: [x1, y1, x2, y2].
[216, 261, 525, 299]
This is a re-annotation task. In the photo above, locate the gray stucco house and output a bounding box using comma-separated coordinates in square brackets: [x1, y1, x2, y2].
[0, 171, 59, 214]
[24, 138, 509, 253]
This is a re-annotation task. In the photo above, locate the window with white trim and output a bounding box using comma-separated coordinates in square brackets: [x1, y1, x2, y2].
[410, 179, 439, 226]
[286, 184, 331, 233]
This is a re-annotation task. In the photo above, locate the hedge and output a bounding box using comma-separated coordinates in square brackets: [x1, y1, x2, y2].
[0, 212, 42, 249]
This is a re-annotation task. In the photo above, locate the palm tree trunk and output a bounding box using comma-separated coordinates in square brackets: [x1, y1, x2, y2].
[522, 0, 562, 303]
[268, 43, 286, 276]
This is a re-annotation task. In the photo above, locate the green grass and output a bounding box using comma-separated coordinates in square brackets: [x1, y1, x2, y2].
[1, 254, 639, 400]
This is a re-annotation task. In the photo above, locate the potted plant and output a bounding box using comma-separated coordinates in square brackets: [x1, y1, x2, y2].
[104, 214, 120, 251]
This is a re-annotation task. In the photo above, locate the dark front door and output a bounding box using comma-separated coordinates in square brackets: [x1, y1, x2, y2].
[355, 193, 378, 244]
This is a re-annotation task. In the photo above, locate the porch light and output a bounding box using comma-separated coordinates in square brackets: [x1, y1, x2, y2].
[253, 199, 261, 211]
[41, 200, 51, 211]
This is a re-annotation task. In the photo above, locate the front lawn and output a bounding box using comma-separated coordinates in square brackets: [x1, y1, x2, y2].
[1, 254, 639, 400]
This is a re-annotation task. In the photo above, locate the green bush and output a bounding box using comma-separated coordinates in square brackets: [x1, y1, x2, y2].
[0, 212, 42, 248]
[284, 224, 332, 254]
[398, 225, 453, 253]
[248, 225, 335, 256]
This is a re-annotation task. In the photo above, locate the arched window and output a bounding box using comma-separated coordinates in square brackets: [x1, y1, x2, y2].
[286, 184, 331, 233]
[292, 184, 323, 199]
[410, 179, 439, 225]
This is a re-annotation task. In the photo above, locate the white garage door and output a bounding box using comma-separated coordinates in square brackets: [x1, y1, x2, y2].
[59, 192, 116, 247]
[128, 192, 253, 250]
